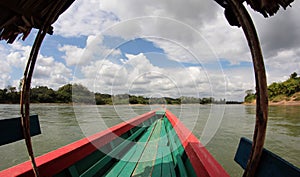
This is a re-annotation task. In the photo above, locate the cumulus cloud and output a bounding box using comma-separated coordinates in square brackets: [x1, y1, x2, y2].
[265, 48, 300, 84]
[101, 0, 299, 76]
[0, 41, 72, 90]
[1, 0, 299, 101]
[100, 0, 219, 27]
[54, 1, 118, 37]
[59, 45, 85, 66]
[0, 44, 12, 88]
[246, 1, 300, 84]
[250, 4, 300, 58]
[0, 61, 11, 89]
[33, 56, 72, 89]
[95, 0, 250, 65]
[223, 67, 255, 101]
[59, 35, 122, 69]
[6, 43, 31, 68]
[72, 51, 227, 99]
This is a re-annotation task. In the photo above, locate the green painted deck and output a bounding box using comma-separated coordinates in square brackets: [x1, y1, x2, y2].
[55, 114, 196, 177]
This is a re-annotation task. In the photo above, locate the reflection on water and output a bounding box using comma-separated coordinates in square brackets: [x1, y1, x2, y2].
[0, 104, 299, 176]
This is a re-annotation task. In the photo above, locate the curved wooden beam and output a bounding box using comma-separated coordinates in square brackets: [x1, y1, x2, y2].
[226, 0, 269, 176]
[20, 28, 46, 177]
[20, 1, 70, 177]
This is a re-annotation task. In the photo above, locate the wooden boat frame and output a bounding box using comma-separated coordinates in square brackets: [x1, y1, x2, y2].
[0, 0, 296, 176]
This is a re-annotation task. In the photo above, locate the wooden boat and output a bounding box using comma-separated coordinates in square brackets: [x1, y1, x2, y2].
[0, 109, 229, 177]
[1, 1, 298, 177]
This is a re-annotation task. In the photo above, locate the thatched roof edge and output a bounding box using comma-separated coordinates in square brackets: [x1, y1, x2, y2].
[0, 0, 74, 44]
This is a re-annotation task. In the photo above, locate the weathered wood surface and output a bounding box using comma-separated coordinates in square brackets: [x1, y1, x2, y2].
[235, 137, 300, 177]
[0, 115, 41, 146]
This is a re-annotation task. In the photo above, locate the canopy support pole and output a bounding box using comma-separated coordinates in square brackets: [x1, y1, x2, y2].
[227, 1, 269, 177]
[20, 28, 46, 177]
[19, 1, 69, 176]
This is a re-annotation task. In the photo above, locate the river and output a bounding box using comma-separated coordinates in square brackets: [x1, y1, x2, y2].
[0, 104, 299, 176]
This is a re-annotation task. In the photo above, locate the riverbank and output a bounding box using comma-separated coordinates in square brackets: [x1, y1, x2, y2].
[244, 100, 300, 106]
[244, 92, 300, 106]
[269, 100, 300, 105]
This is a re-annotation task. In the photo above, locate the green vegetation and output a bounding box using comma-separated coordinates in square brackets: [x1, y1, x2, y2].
[293, 93, 300, 101]
[244, 89, 256, 103]
[0, 86, 20, 104]
[0, 84, 230, 105]
[244, 72, 300, 103]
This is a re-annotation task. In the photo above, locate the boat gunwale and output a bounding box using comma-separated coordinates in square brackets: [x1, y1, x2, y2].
[0, 110, 156, 177]
[165, 109, 229, 177]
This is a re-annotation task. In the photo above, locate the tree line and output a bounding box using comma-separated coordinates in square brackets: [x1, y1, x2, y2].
[244, 72, 300, 103]
[0, 83, 230, 105]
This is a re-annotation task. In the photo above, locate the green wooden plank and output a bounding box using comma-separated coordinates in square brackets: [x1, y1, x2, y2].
[79, 149, 114, 177]
[116, 120, 159, 177]
[151, 119, 169, 177]
[68, 165, 79, 177]
[163, 118, 178, 166]
[71, 149, 106, 175]
[168, 133, 179, 165]
[161, 147, 173, 177]
[164, 117, 185, 157]
[159, 120, 176, 177]
[156, 110, 165, 115]
[132, 119, 162, 176]
[164, 118, 188, 177]
[79, 126, 147, 177]
[104, 145, 138, 177]
[175, 155, 188, 177]
[152, 118, 177, 177]
[151, 151, 163, 177]
[183, 155, 197, 177]
[163, 116, 190, 177]
[104, 126, 155, 177]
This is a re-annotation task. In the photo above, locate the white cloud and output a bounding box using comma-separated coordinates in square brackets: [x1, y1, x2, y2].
[0, 62, 11, 88]
[59, 45, 85, 66]
[150, 38, 199, 63]
[0, 41, 73, 90]
[59, 35, 122, 68]
[100, 0, 219, 27]
[1, 0, 299, 102]
[265, 48, 300, 84]
[30, 55, 72, 89]
[6, 42, 31, 68]
[54, 1, 118, 37]
[101, 0, 298, 88]
[96, 0, 250, 66]
[72, 52, 228, 99]
[223, 67, 255, 101]
[199, 13, 251, 64]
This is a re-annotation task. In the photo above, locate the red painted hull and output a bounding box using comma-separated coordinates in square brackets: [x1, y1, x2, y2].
[165, 110, 229, 177]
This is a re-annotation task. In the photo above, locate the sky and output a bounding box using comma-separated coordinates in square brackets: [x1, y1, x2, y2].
[0, 0, 299, 101]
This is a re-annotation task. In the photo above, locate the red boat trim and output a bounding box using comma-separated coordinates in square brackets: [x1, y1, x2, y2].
[165, 109, 229, 177]
[0, 110, 156, 177]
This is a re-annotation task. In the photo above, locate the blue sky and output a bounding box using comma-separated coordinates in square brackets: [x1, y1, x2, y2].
[1, 0, 299, 101]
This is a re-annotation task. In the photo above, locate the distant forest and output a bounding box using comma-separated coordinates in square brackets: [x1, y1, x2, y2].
[244, 72, 300, 103]
[0, 83, 236, 105]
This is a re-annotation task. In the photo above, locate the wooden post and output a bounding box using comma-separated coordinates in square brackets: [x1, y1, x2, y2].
[20, 28, 47, 177]
[19, 1, 70, 177]
[226, 0, 269, 176]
